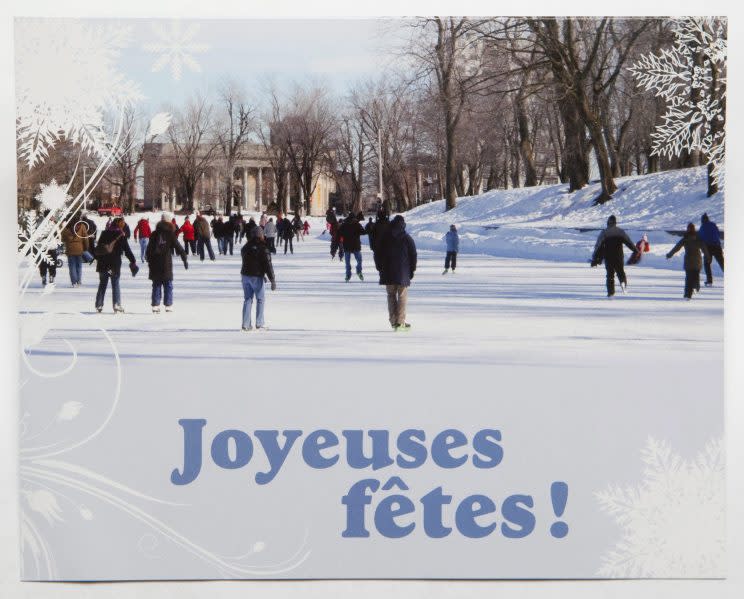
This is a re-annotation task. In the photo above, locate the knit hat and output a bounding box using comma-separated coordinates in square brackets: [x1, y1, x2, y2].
[607, 215, 617, 227]
[701, 213, 710, 223]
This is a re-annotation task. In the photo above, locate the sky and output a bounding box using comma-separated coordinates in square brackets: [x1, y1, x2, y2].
[107, 18, 411, 111]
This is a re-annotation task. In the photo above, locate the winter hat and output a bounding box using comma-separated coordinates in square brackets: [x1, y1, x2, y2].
[607, 215, 617, 227]
[250, 226, 263, 239]
[687, 222, 696, 235]
[162, 212, 174, 222]
[701, 213, 710, 223]
[450, 224, 457, 231]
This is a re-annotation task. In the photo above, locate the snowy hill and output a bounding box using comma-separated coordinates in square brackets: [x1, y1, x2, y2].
[403, 166, 724, 269]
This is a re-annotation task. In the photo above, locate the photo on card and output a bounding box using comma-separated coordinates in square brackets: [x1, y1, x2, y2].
[15, 16, 725, 580]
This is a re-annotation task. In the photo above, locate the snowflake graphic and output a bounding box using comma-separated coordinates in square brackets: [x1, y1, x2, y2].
[35, 180, 71, 212]
[629, 17, 727, 191]
[595, 436, 725, 578]
[17, 211, 61, 268]
[143, 21, 210, 81]
[15, 19, 143, 169]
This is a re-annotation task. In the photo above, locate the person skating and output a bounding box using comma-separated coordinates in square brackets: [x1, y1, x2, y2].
[194, 213, 215, 261]
[146, 213, 188, 313]
[370, 207, 390, 256]
[443, 224, 459, 274]
[263, 217, 277, 254]
[179, 216, 196, 255]
[280, 214, 294, 254]
[213, 217, 226, 255]
[666, 223, 711, 300]
[133, 217, 152, 262]
[240, 226, 276, 331]
[39, 247, 58, 287]
[338, 213, 367, 281]
[94, 217, 137, 313]
[292, 213, 303, 242]
[698, 213, 724, 286]
[61, 220, 90, 287]
[591, 215, 637, 297]
[374, 214, 417, 331]
[302, 220, 310, 238]
[626, 234, 650, 266]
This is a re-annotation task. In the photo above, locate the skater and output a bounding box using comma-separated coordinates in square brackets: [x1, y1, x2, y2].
[370, 207, 390, 255]
[698, 213, 724, 286]
[338, 213, 367, 281]
[39, 247, 58, 287]
[443, 224, 459, 274]
[591, 215, 637, 297]
[222, 217, 234, 256]
[259, 212, 268, 228]
[179, 216, 196, 255]
[264, 217, 277, 254]
[374, 214, 417, 331]
[280, 214, 294, 254]
[214, 217, 226, 255]
[61, 220, 90, 287]
[329, 218, 343, 261]
[146, 213, 188, 313]
[626, 233, 650, 266]
[194, 213, 215, 261]
[292, 213, 303, 241]
[666, 223, 710, 300]
[302, 220, 310, 238]
[133, 217, 152, 262]
[94, 217, 137, 313]
[240, 226, 276, 331]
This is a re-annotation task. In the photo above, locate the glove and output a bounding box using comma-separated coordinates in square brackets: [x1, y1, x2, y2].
[270, 280, 277, 291]
[665, 253, 671, 259]
[129, 262, 139, 277]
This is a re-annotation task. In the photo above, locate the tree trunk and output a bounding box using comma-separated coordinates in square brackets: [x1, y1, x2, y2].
[516, 96, 538, 186]
[444, 118, 458, 210]
[558, 97, 589, 192]
[585, 115, 617, 204]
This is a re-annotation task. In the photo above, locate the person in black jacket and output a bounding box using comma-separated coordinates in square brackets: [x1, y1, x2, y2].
[591, 215, 637, 297]
[280, 215, 294, 255]
[666, 222, 711, 299]
[146, 215, 188, 313]
[240, 226, 276, 331]
[94, 217, 137, 313]
[338, 213, 368, 281]
[374, 215, 417, 330]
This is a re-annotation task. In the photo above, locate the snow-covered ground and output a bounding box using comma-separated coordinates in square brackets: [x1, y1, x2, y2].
[404, 166, 724, 269]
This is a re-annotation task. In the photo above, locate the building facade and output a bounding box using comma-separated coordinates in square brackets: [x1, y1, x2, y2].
[142, 143, 336, 216]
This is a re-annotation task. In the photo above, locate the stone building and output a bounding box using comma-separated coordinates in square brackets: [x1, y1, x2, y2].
[142, 142, 336, 216]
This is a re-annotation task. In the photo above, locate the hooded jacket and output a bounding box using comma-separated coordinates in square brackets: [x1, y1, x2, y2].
[241, 230, 275, 281]
[593, 225, 636, 265]
[146, 221, 187, 281]
[338, 216, 367, 252]
[667, 233, 710, 271]
[445, 228, 459, 252]
[375, 215, 417, 287]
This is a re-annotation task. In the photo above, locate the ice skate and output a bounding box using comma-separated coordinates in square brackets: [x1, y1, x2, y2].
[113, 304, 125, 313]
[152, 306, 160, 314]
[165, 306, 173, 313]
[442, 269, 448, 275]
[357, 273, 364, 281]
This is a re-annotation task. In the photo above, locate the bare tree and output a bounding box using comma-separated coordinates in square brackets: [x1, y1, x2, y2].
[167, 94, 219, 212]
[215, 80, 255, 215]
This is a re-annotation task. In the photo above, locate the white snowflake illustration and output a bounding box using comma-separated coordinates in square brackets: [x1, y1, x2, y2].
[15, 19, 143, 168]
[595, 436, 725, 578]
[17, 211, 61, 268]
[629, 17, 727, 191]
[34, 180, 70, 212]
[143, 21, 210, 81]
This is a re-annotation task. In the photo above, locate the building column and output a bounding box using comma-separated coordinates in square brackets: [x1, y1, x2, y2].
[242, 168, 248, 212]
[257, 168, 263, 212]
[285, 172, 290, 214]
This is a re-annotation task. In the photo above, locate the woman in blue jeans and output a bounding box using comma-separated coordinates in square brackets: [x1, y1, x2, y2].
[240, 227, 276, 331]
[94, 218, 137, 313]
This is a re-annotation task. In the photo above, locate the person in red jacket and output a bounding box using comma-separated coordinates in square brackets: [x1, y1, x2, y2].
[133, 217, 152, 262]
[627, 233, 650, 265]
[179, 216, 196, 255]
[302, 220, 310, 237]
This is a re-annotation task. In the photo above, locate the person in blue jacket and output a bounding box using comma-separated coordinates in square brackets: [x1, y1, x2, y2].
[698, 213, 724, 286]
[442, 224, 459, 274]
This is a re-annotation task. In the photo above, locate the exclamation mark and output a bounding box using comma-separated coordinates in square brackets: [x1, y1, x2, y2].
[549, 481, 569, 538]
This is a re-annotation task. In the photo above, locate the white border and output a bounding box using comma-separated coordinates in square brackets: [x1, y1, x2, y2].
[1, 2, 742, 598]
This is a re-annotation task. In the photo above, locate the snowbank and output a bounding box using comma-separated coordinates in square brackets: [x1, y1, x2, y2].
[402, 166, 724, 269]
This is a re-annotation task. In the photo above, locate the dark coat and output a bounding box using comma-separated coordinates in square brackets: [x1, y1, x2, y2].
[95, 228, 136, 275]
[698, 220, 722, 246]
[146, 221, 187, 282]
[279, 218, 294, 240]
[241, 237, 275, 282]
[370, 217, 390, 253]
[375, 216, 417, 287]
[667, 233, 710, 271]
[593, 225, 636, 266]
[338, 217, 367, 252]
